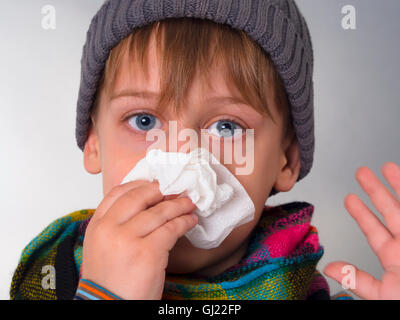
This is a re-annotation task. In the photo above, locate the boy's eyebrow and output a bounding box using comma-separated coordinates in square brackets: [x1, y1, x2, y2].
[110, 89, 159, 101]
[205, 96, 247, 106]
[110, 89, 246, 106]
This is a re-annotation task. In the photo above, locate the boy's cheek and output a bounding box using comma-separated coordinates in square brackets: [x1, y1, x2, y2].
[100, 150, 147, 194]
[233, 170, 271, 210]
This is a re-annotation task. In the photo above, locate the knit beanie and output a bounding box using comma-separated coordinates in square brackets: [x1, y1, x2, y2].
[76, 0, 315, 185]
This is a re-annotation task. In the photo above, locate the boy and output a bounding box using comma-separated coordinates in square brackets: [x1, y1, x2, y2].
[10, 0, 400, 300]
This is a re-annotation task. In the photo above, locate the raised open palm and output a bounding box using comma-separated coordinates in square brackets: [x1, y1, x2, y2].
[323, 162, 400, 300]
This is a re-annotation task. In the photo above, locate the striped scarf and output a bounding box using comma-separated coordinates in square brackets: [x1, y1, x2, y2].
[10, 201, 330, 300]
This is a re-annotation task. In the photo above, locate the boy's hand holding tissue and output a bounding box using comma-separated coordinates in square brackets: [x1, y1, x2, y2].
[81, 180, 198, 300]
[80, 148, 255, 300]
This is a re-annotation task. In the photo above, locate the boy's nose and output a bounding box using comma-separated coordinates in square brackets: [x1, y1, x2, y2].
[164, 121, 203, 154]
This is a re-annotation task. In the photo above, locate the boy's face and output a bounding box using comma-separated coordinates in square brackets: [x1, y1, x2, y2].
[84, 33, 300, 276]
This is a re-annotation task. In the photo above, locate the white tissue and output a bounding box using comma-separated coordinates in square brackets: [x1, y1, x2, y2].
[121, 148, 255, 249]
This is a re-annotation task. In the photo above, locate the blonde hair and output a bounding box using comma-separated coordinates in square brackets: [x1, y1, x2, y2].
[92, 17, 294, 143]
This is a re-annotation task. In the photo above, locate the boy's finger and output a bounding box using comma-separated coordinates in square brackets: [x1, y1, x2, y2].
[122, 197, 197, 237]
[344, 193, 392, 256]
[91, 180, 153, 223]
[356, 166, 400, 236]
[382, 162, 400, 205]
[100, 181, 164, 225]
[145, 212, 198, 252]
[323, 261, 380, 300]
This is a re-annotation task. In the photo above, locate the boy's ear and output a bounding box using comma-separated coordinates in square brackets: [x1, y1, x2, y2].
[273, 136, 301, 193]
[83, 123, 101, 174]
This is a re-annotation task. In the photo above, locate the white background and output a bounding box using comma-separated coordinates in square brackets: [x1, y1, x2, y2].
[1, 0, 399, 299]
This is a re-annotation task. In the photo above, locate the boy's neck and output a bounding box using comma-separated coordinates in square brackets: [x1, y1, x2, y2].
[191, 235, 251, 278]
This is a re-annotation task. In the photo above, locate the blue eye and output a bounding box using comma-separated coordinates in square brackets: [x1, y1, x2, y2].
[128, 113, 162, 132]
[207, 120, 243, 138]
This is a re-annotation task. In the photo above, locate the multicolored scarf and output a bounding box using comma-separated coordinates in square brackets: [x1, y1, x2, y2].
[10, 201, 333, 300]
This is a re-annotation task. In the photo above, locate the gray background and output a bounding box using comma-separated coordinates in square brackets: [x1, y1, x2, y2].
[1, 0, 399, 299]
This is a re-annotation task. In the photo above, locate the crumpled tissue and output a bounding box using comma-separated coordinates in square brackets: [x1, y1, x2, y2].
[121, 147, 255, 249]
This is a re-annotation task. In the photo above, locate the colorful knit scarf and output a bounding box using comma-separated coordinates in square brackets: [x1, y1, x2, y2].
[10, 201, 331, 300]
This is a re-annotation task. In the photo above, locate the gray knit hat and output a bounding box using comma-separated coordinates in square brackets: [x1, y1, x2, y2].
[76, 0, 315, 182]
